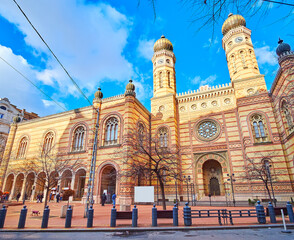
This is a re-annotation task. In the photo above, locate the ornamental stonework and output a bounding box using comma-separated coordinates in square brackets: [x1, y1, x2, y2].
[196, 119, 221, 141]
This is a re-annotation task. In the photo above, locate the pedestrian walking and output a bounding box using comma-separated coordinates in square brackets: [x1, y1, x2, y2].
[101, 193, 106, 206]
[49, 192, 52, 202]
[40, 193, 43, 203]
[112, 193, 116, 206]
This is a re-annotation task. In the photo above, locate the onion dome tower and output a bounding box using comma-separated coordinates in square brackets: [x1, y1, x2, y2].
[222, 13, 266, 98]
[152, 35, 176, 98]
[125, 79, 136, 97]
[276, 38, 294, 67]
[93, 87, 103, 109]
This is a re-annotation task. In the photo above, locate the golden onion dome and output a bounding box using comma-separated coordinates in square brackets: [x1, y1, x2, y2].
[153, 35, 173, 52]
[222, 13, 246, 35]
[126, 79, 135, 91]
[94, 87, 103, 99]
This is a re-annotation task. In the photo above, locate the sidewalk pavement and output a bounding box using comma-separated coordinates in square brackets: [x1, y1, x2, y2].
[1, 202, 293, 230]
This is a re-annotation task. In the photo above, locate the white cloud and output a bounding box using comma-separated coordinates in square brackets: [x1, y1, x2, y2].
[0, 45, 60, 116]
[191, 74, 217, 86]
[0, 0, 136, 113]
[203, 37, 219, 48]
[137, 38, 155, 60]
[255, 46, 277, 66]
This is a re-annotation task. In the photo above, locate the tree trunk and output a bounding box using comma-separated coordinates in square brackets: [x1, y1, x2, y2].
[264, 182, 272, 203]
[158, 178, 166, 210]
[43, 186, 49, 209]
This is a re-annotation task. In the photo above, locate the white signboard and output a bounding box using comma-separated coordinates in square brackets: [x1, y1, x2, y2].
[134, 186, 154, 203]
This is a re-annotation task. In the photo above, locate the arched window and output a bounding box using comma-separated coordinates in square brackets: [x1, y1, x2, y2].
[17, 137, 28, 158]
[240, 50, 247, 68]
[0, 106, 7, 110]
[281, 101, 293, 134]
[72, 126, 85, 152]
[154, 74, 156, 92]
[159, 72, 163, 88]
[158, 127, 168, 147]
[138, 123, 144, 142]
[167, 71, 171, 87]
[231, 55, 237, 74]
[105, 117, 119, 146]
[250, 114, 268, 143]
[42, 132, 54, 155]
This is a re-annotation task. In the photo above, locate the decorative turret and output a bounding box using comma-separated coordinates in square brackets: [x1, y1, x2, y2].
[125, 79, 136, 97]
[152, 35, 176, 98]
[276, 38, 294, 67]
[13, 115, 21, 124]
[222, 13, 266, 98]
[93, 87, 103, 108]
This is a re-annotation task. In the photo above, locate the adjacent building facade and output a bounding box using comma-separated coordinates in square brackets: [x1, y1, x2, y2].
[1, 14, 294, 204]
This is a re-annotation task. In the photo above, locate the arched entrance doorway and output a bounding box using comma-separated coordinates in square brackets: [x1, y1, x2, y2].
[74, 169, 86, 200]
[4, 174, 14, 193]
[25, 172, 35, 199]
[100, 165, 116, 203]
[35, 172, 46, 199]
[60, 170, 72, 190]
[14, 173, 24, 198]
[203, 160, 223, 196]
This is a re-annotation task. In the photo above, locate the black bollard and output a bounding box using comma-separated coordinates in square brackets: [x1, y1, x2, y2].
[87, 205, 94, 228]
[0, 205, 7, 228]
[41, 206, 50, 228]
[268, 202, 276, 223]
[132, 205, 138, 227]
[152, 204, 157, 227]
[65, 205, 72, 228]
[255, 201, 266, 224]
[18, 205, 28, 229]
[286, 201, 294, 223]
[110, 205, 116, 227]
[173, 204, 178, 226]
[183, 202, 192, 226]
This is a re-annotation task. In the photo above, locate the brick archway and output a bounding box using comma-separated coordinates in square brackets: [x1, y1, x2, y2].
[194, 153, 230, 199]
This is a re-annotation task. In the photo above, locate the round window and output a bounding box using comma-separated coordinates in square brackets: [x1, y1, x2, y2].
[196, 120, 220, 141]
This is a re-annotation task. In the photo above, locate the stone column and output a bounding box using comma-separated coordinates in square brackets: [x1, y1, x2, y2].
[69, 173, 75, 202]
[20, 176, 27, 202]
[9, 177, 16, 201]
[30, 177, 37, 202]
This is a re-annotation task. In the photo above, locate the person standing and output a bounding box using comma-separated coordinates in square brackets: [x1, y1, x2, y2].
[56, 192, 60, 203]
[112, 193, 116, 206]
[16, 192, 21, 202]
[101, 193, 106, 206]
[40, 193, 43, 203]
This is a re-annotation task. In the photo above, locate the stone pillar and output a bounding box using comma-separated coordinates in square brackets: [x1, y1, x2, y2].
[30, 177, 37, 202]
[9, 177, 16, 201]
[20, 176, 27, 201]
[69, 173, 75, 202]
[118, 81, 136, 209]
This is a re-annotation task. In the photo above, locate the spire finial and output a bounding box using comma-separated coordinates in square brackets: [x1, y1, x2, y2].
[278, 38, 283, 44]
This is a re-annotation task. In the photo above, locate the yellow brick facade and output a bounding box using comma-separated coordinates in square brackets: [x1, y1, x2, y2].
[1, 14, 294, 204]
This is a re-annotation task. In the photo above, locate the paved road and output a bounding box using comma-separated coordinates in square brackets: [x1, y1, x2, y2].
[0, 228, 294, 240]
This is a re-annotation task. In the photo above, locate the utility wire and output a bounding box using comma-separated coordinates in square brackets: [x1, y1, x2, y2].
[0, 56, 67, 112]
[263, 0, 294, 7]
[13, 0, 92, 106]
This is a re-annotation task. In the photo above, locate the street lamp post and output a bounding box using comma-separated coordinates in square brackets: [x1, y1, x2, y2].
[227, 173, 236, 207]
[184, 175, 191, 204]
[265, 162, 276, 207]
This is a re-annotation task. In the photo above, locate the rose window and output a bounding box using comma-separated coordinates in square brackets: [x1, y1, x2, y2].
[196, 120, 220, 141]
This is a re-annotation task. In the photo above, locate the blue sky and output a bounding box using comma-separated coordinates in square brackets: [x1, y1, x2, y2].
[0, 0, 293, 116]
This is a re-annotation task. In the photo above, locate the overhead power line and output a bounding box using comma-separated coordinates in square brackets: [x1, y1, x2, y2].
[263, 0, 294, 7]
[13, 0, 92, 106]
[0, 56, 67, 112]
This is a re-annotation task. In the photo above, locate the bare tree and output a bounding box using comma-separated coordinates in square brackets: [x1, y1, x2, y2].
[17, 144, 82, 209]
[140, 0, 294, 36]
[118, 128, 180, 210]
[245, 153, 280, 206]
